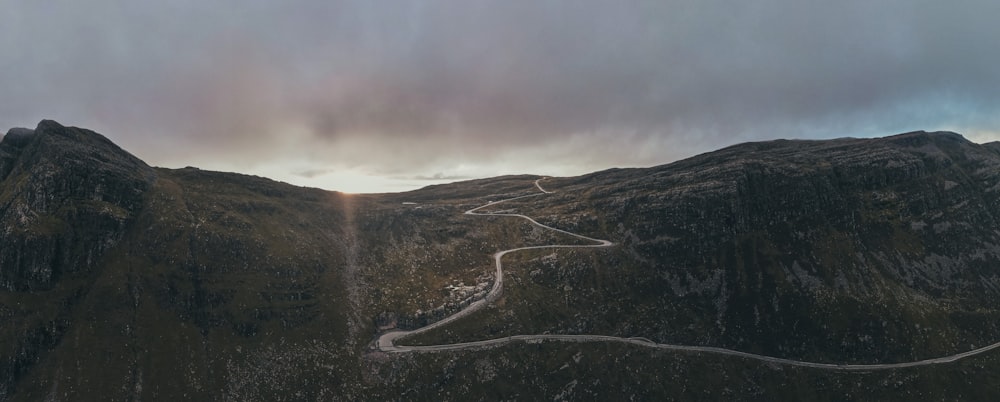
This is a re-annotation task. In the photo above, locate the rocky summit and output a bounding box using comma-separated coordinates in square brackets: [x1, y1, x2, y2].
[3, 121, 1000, 401]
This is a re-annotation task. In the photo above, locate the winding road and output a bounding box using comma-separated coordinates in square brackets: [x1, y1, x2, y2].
[375, 178, 1000, 371]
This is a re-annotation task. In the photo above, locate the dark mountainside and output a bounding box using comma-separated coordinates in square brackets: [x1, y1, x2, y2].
[3, 121, 1000, 400]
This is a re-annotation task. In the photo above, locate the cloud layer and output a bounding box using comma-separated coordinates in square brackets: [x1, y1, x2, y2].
[4, 1, 1000, 192]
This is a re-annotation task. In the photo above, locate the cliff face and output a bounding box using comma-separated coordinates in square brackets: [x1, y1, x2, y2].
[4, 121, 1000, 400]
[0, 121, 155, 399]
[0, 121, 154, 291]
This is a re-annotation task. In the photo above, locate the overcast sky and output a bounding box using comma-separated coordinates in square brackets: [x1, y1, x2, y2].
[3, 1, 1000, 192]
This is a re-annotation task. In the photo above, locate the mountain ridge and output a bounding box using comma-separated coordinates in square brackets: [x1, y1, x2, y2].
[4, 120, 1000, 400]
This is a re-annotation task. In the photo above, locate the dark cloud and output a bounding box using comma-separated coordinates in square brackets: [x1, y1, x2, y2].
[292, 168, 335, 179]
[406, 173, 474, 182]
[3, 1, 1000, 192]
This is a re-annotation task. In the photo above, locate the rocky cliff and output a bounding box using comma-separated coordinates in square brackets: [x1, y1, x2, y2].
[0, 121, 154, 291]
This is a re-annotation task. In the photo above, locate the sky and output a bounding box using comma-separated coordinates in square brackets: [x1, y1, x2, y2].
[3, 1, 1000, 193]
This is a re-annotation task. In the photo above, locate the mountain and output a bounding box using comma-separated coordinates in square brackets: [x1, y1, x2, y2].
[3, 121, 1000, 401]
[439, 132, 1000, 362]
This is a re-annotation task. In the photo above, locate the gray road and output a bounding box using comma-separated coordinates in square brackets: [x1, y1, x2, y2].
[375, 179, 1000, 370]
[377, 179, 610, 351]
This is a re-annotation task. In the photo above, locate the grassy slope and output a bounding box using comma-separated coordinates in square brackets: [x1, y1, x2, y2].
[9, 168, 364, 400]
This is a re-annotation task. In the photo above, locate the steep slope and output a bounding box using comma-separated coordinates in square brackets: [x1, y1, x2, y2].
[0, 121, 156, 400]
[0, 122, 366, 399]
[0, 120, 154, 291]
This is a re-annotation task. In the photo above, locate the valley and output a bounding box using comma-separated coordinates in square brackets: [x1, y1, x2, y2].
[4, 121, 1000, 400]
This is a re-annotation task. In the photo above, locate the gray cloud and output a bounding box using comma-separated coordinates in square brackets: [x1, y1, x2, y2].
[292, 168, 335, 179]
[3, 1, 1000, 192]
[405, 173, 474, 181]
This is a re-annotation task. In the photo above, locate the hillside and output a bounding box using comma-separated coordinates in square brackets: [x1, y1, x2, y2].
[410, 132, 1000, 362]
[3, 121, 1000, 400]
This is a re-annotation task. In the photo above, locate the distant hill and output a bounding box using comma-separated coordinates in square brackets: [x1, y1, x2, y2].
[3, 120, 1000, 400]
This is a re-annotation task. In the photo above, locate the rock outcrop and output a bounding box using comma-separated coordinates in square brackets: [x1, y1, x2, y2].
[0, 120, 154, 291]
